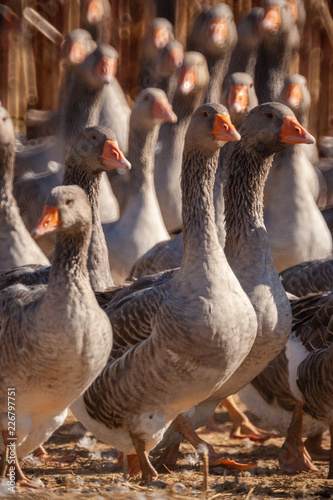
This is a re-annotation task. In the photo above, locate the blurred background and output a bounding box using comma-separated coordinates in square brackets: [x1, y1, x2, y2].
[0, 0, 332, 141]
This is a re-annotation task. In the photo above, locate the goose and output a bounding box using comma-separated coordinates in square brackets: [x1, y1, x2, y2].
[110, 52, 208, 224]
[221, 71, 258, 130]
[102, 88, 176, 284]
[153, 51, 210, 233]
[80, 0, 112, 45]
[153, 102, 315, 469]
[279, 291, 333, 477]
[146, 39, 184, 101]
[70, 103, 255, 483]
[276, 73, 325, 206]
[0, 104, 50, 271]
[1, 125, 131, 293]
[0, 185, 112, 487]
[25, 28, 96, 140]
[14, 44, 120, 257]
[263, 82, 333, 273]
[280, 258, 333, 297]
[254, 0, 299, 104]
[98, 46, 131, 157]
[138, 17, 174, 92]
[224, 7, 264, 82]
[187, 3, 238, 103]
[237, 257, 333, 453]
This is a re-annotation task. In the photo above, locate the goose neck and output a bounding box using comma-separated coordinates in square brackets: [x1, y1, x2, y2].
[181, 148, 220, 259]
[49, 230, 91, 287]
[61, 75, 104, 148]
[0, 144, 17, 216]
[223, 142, 272, 258]
[63, 165, 100, 222]
[0, 144, 14, 194]
[127, 124, 159, 193]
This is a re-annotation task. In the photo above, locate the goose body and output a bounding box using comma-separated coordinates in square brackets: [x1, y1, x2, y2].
[0, 105, 50, 271]
[14, 44, 120, 247]
[264, 75, 332, 272]
[138, 17, 174, 92]
[254, 0, 298, 104]
[0, 185, 112, 484]
[154, 51, 209, 233]
[187, 3, 238, 103]
[155, 103, 314, 461]
[0, 126, 131, 293]
[71, 103, 256, 482]
[279, 292, 333, 477]
[103, 88, 175, 285]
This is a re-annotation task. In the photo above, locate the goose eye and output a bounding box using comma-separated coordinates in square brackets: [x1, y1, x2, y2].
[91, 134, 98, 141]
[66, 199, 73, 205]
[266, 112, 274, 118]
[144, 94, 150, 101]
[202, 111, 208, 117]
[2, 116, 6, 121]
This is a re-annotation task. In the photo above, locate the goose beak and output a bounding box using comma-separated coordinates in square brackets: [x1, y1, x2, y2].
[213, 113, 241, 142]
[209, 18, 229, 47]
[100, 140, 131, 171]
[167, 48, 184, 70]
[31, 206, 60, 239]
[94, 56, 117, 83]
[68, 40, 87, 65]
[86, 0, 104, 24]
[280, 116, 316, 145]
[152, 99, 177, 123]
[227, 85, 249, 113]
[262, 6, 282, 32]
[282, 84, 303, 109]
[178, 67, 197, 95]
[153, 27, 170, 49]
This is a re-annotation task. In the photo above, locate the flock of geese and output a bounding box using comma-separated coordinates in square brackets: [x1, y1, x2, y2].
[0, 0, 333, 490]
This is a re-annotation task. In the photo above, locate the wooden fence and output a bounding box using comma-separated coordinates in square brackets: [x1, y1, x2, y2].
[1, 0, 333, 140]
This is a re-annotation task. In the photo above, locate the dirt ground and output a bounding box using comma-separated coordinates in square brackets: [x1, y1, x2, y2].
[1, 402, 332, 500]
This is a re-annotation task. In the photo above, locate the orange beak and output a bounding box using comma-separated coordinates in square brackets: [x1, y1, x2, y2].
[178, 67, 197, 95]
[209, 18, 229, 46]
[152, 99, 177, 123]
[167, 48, 184, 69]
[86, 0, 104, 24]
[68, 40, 87, 65]
[282, 84, 303, 108]
[280, 116, 315, 144]
[94, 57, 117, 83]
[31, 207, 60, 239]
[227, 85, 249, 113]
[213, 113, 241, 142]
[153, 27, 170, 49]
[100, 140, 131, 170]
[262, 6, 282, 32]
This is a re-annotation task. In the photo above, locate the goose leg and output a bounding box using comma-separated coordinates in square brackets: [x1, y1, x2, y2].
[117, 451, 142, 477]
[222, 396, 281, 441]
[154, 443, 181, 471]
[279, 401, 318, 473]
[130, 433, 158, 484]
[328, 423, 333, 479]
[33, 445, 48, 457]
[1, 431, 40, 489]
[304, 433, 330, 461]
[173, 414, 257, 470]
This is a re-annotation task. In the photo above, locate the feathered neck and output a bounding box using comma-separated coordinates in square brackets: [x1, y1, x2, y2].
[49, 227, 91, 286]
[223, 140, 272, 257]
[127, 122, 159, 194]
[181, 145, 220, 259]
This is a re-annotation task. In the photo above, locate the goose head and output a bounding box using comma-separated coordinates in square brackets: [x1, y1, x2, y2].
[32, 185, 92, 239]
